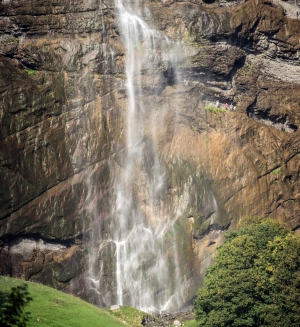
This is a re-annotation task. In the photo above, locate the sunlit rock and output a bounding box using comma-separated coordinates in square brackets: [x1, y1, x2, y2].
[0, 0, 299, 313]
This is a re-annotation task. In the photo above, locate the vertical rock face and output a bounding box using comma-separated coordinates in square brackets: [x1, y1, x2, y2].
[0, 0, 299, 311]
[0, 0, 120, 302]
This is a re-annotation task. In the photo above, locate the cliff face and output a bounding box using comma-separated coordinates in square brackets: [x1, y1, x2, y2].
[184, 0, 300, 227]
[0, 0, 299, 309]
[0, 0, 119, 299]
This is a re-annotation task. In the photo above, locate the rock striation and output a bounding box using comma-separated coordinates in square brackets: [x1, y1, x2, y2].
[0, 0, 299, 309]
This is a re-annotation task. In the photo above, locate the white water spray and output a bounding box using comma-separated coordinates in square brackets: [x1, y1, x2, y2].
[109, 0, 186, 312]
[86, 0, 223, 313]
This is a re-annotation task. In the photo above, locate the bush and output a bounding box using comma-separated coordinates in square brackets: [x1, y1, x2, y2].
[24, 69, 37, 76]
[204, 105, 226, 115]
[194, 219, 300, 327]
[0, 283, 32, 327]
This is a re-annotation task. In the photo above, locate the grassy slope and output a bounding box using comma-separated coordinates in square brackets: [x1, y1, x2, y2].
[0, 276, 197, 327]
[106, 306, 148, 327]
[0, 276, 126, 327]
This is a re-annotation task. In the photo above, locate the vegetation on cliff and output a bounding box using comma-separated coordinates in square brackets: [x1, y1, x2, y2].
[204, 105, 226, 115]
[194, 218, 300, 327]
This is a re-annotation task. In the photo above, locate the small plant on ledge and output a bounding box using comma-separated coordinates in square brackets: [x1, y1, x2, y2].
[204, 105, 226, 115]
[272, 167, 281, 176]
[24, 68, 37, 76]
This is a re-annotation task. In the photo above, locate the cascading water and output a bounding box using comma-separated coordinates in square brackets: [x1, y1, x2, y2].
[111, 0, 185, 312]
[88, 0, 218, 314]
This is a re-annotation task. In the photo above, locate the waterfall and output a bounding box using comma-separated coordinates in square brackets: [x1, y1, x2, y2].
[111, 0, 186, 313]
[89, 0, 197, 314]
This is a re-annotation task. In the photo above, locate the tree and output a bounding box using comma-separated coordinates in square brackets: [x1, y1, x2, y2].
[0, 283, 32, 327]
[194, 218, 300, 327]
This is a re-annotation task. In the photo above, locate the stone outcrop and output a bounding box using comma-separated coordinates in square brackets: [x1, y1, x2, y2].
[0, 0, 299, 309]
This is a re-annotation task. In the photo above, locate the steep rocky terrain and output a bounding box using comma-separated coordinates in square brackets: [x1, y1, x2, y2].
[0, 0, 299, 309]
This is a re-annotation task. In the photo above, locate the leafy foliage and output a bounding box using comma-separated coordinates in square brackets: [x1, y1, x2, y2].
[194, 219, 300, 327]
[0, 283, 32, 327]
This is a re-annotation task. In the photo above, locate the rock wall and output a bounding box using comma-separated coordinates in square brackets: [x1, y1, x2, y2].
[0, 0, 120, 301]
[0, 0, 299, 308]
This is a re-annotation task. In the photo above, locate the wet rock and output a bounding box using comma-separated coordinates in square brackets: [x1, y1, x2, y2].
[142, 314, 163, 327]
[142, 309, 194, 327]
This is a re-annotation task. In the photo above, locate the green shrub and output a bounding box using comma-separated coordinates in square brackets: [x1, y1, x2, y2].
[194, 219, 300, 327]
[204, 105, 226, 115]
[272, 167, 281, 176]
[0, 283, 32, 327]
[24, 69, 37, 76]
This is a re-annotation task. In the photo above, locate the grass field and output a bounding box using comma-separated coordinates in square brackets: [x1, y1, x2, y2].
[0, 276, 127, 327]
[0, 276, 197, 327]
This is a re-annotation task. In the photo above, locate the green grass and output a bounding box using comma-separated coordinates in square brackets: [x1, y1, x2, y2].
[0, 276, 127, 327]
[24, 68, 37, 76]
[272, 167, 281, 176]
[3, 37, 19, 43]
[106, 306, 150, 327]
[182, 319, 197, 327]
[204, 105, 226, 115]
